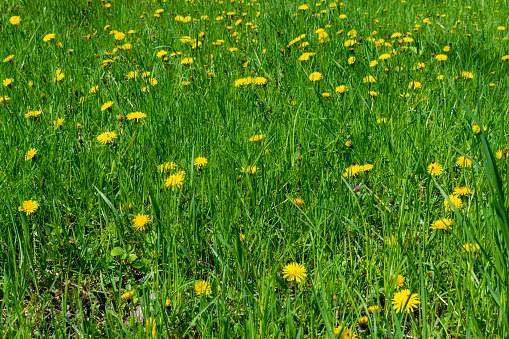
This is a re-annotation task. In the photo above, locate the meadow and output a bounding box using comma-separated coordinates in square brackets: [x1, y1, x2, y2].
[1, 0, 509, 337]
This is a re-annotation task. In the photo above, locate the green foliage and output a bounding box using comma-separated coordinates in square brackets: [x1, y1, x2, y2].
[0, 0, 508, 337]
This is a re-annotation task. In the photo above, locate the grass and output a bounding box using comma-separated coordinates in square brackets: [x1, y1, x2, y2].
[1, 0, 509, 337]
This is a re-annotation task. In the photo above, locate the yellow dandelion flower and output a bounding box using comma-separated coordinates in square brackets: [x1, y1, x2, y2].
[97, 131, 118, 144]
[240, 166, 257, 174]
[3, 55, 14, 63]
[9, 16, 21, 25]
[308, 72, 322, 81]
[343, 164, 362, 178]
[453, 187, 471, 196]
[101, 101, 114, 111]
[293, 197, 304, 206]
[392, 289, 420, 313]
[282, 262, 307, 282]
[127, 112, 147, 122]
[462, 243, 480, 252]
[336, 85, 349, 93]
[132, 214, 151, 231]
[3, 78, 13, 87]
[165, 172, 185, 189]
[25, 148, 37, 161]
[430, 218, 453, 230]
[427, 162, 443, 176]
[121, 291, 135, 300]
[395, 275, 405, 288]
[194, 280, 211, 295]
[25, 110, 42, 118]
[249, 134, 266, 142]
[114, 32, 125, 40]
[368, 305, 381, 314]
[194, 157, 208, 167]
[472, 123, 486, 134]
[18, 200, 39, 215]
[334, 326, 357, 339]
[43, 33, 56, 42]
[54, 117, 65, 129]
[435, 54, 448, 61]
[254, 77, 267, 85]
[158, 161, 177, 173]
[54, 69, 64, 82]
[408, 80, 421, 89]
[456, 156, 472, 167]
[363, 76, 376, 83]
[444, 195, 462, 211]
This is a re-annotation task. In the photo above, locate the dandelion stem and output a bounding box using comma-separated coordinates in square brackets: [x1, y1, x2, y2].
[121, 123, 138, 159]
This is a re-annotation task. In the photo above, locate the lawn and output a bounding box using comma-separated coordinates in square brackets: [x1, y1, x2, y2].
[1, 0, 508, 337]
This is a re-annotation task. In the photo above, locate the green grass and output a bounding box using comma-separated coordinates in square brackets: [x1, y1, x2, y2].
[1, 0, 509, 337]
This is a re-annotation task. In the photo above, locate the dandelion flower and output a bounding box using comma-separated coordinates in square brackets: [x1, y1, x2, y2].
[334, 326, 357, 339]
[254, 77, 267, 85]
[472, 123, 486, 134]
[165, 172, 185, 189]
[343, 164, 362, 178]
[158, 161, 177, 173]
[293, 197, 304, 206]
[392, 290, 420, 313]
[25, 148, 38, 161]
[240, 165, 257, 174]
[132, 214, 151, 231]
[427, 162, 443, 176]
[127, 112, 147, 122]
[181, 57, 194, 65]
[357, 316, 368, 329]
[444, 195, 462, 211]
[25, 110, 42, 118]
[101, 101, 114, 111]
[347, 56, 356, 64]
[435, 54, 448, 61]
[456, 156, 472, 167]
[97, 131, 118, 144]
[363, 76, 376, 83]
[308, 72, 322, 81]
[408, 80, 421, 89]
[114, 32, 125, 40]
[18, 200, 39, 215]
[54, 69, 64, 82]
[3, 78, 14, 87]
[194, 157, 208, 167]
[430, 218, 453, 230]
[395, 275, 405, 288]
[194, 280, 211, 295]
[282, 262, 307, 282]
[336, 85, 348, 93]
[43, 33, 56, 42]
[54, 117, 65, 129]
[9, 16, 21, 25]
[3, 55, 14, 63]
[462, 243, 480, 252]
[121, 291, 135, 300]
[368, 305, 381, 314]
[249, 134, 266, 142]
